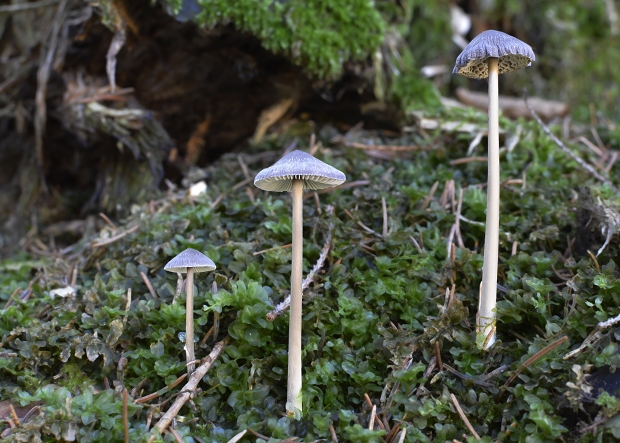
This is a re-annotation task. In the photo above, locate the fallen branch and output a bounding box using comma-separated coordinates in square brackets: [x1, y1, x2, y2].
[266, 206, 335, 321]
[456, 87, 569, 121]
[524, 93, 617, 191]
[153, 338, 228, 433]
[332, 135, 427, 152]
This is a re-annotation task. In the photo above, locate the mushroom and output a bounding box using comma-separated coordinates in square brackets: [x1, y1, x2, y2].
[254, 150, 345, 416]
[453, 30, 535, 349]
[164, 248, 216, 374]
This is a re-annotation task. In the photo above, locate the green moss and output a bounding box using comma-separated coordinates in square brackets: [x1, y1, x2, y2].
[192, 0, 386, 79]
[3, 112, 620, 440]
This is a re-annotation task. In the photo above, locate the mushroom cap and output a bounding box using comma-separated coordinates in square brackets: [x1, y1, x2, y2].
[254, 150, 346, 192]
[164, 248, 216, 273]
[453, 30, 535, 79]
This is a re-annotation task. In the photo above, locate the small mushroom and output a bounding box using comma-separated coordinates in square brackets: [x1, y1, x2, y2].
[453, 30, 535, 349]
[164, 248, 216, 374]
[254, 150, 345, 416]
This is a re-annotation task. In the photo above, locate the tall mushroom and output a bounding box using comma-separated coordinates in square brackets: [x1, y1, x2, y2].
[254, 150, 345, 417]
[453, 30, 535, 349]
[164, 248, 216, 373]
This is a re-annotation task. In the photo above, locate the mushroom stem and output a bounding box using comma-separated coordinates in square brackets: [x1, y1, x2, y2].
[186, 268, 195, 374]
[287, 178, 303, 416]
[478, 57, 499, 350]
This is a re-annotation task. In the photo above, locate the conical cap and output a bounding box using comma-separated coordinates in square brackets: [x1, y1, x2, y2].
[453, 30, 535, 79]
[164, 248, 216, 273]
[254, 150, 346, 192]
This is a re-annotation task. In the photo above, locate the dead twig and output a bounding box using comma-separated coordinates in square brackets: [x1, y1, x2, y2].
[246, 428, 269, 441]
[381, 197, 388, 238]
[363, 394, 386, 431]
[266, 207, 334, 321]
[498, 336, 568, 401]
[442, 364, 495, 388]
[168, 427, 184, 443]
[450, 393, 480, 439]
[332, 135, 427, 152]
[449, 156, 488, 166]
[134, 374, 187, 404]
[153, 338, 228, 433]
[92, 225, 139, 247]
[140, 272, 159, 300]
[253, 243, 292, 256]
[305, 180, 370, 198]
[525, 93, 617, 191]
[329, 423, 339, 442]
[368, 404, 377, 430]
[123, 388, 129, 443]
[226, 430, 247, 443]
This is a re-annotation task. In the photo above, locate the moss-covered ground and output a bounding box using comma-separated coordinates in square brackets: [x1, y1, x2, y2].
[1, 108, 620, 442]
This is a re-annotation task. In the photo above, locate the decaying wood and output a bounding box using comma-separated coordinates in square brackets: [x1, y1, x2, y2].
[455, 87, 569, 121]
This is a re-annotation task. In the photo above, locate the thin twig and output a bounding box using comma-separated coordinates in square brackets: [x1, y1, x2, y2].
[246, 428, 270, 441]
[381, 197, 388, 238]
[332, 135, 427, 152]
[98, 212, 117, 230]
[9, 404, 21, 427]
[524, 93, 617, 191]
[130, 378, 149, 397]
[368, 404, 377, 430]
[498, 336, 568, 400]
[450, 393, 480, 439]
[329, 423, 339, 442]
[420, 181, 439, 210]
[134, 374, 187, 404]
[168, 427, 184, 443]
[123, 388, 129, 443]
[92, 225, 139, 247]
[140, 272, 159, 299]
[409, 236, 423, 253]
[237, 155, 251, 180]
[253, 243, 292, 256]
[449, 156, 488, 165]
[266, 207, 334, 321]
[226, 430, 247, 443]
[442, 364, 495, 388]
[305, 180, 370, 197]
[434, 342, 443, 372]
[357, 221, 380, 237]
[363, 394, 386, 431]
[153, 339, 228, 433]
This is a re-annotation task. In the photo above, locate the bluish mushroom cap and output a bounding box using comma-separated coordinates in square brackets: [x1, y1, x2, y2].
[453, 30, 535, 79]
[254, 150, 346, 192]
[164, 248, 216, 273]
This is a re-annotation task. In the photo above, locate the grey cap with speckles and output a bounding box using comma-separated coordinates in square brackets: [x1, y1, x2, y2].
[254, 150, 346, 192]
[164, 248, 216, 273]
[453, 30, 535, 79]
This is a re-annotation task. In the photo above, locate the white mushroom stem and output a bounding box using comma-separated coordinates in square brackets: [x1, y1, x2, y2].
[287, 179, 303, 416]
[186, 268, 195, 374]
[478, 57, 499, 350]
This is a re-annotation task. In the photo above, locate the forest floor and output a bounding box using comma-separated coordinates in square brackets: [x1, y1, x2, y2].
[1, 102, 620, 442]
